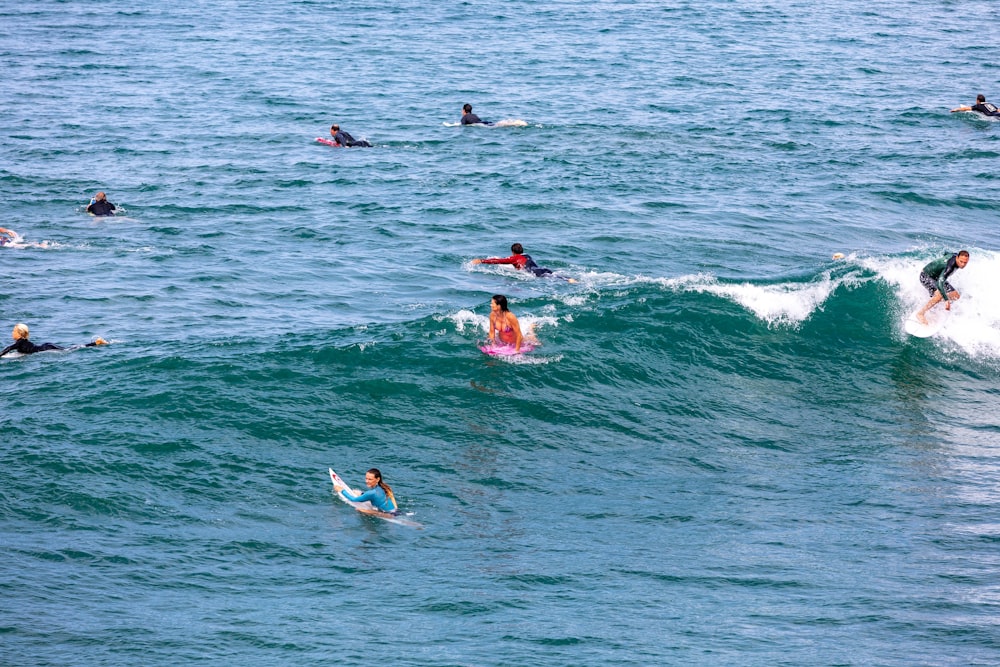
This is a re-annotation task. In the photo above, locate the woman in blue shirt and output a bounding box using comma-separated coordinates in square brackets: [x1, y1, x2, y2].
[334, 468, 398, 515]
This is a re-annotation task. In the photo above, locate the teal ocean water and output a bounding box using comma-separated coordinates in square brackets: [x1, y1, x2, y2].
[3, 1, 1000, 665]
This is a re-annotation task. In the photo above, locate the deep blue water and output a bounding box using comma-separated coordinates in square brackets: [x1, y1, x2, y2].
[2, 1, 1000, 665]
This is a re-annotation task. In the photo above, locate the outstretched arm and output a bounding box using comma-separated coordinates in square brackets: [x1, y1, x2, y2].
[951, 105, 973, 112]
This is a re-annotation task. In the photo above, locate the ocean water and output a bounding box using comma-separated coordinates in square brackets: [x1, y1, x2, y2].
[2, 1, 1000, 665]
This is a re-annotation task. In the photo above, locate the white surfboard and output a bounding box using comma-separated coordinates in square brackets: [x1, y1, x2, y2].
[329, 468, 422, 528]
[904, 308, 950, 338]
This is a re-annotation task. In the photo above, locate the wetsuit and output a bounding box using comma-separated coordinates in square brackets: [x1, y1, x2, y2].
[332, 130, 372, 148]
[972, 102, 1000, 117]
[0, 236, 10, 246]
[478, 253, 553, 277]
[0, 338, 103, 357]
[87, 199, 116, 216]
[339, 485, 397, 513]
[919, 254, 962, 300]
[461, 113, 492, 126]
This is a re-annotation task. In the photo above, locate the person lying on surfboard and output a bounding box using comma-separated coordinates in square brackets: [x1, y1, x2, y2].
[471, 243, 578, 283]
[0, 322, 108, 357]
[329, 124, 372, 147]
[951, 94, 1000, 117]
[332, 468, 398, 515]
[460, 103, 492, 126]
[916, 250, 969, 325]
[86, 192, 116, 216]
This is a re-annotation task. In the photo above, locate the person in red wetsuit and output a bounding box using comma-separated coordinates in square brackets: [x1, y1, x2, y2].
[471, 243, 577, 282]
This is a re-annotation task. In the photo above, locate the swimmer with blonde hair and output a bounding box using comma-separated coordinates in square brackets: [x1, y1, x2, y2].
[0, 323, 108, 357]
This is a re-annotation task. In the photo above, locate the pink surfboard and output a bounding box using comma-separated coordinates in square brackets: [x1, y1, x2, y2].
[479, 341, 536, 356]
[316, 137, 340, 147]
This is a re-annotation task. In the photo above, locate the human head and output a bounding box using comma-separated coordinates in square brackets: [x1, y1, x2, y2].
[95, 192, 106, 201]
[957, 250, 970, 268]
[463, 103, 472, 113]
[365, 468, 382, 488]
[977, 94, 986, 104]
[511, 243, 524, 254]
[491, 294, 509, 312]
[12, 323, 29, 340]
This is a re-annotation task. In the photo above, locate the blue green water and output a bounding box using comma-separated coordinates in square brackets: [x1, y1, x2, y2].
[3, 1, 1000, 665]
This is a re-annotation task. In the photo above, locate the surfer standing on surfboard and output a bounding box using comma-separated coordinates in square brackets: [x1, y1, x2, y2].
[332, 468, 398, 514]
[916, 250, 969, 325]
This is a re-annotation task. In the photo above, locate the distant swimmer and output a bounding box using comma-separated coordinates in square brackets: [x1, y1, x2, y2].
[951, 94, 1000, 117]
[86, 192, 116, 216]
[0, 323, 108, 358]
[472, 243, 578, 282]
[332, 468, 398, 515]
[460, 103, 493, 126]
[329, 124, 372, 147]
[916, 250, 969, 325]
[488, 294, 529, 354]
[0, 227, 15, 246]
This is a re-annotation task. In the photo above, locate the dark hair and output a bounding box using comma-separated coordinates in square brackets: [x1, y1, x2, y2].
[492, 294, 509, 311]
[463, 103, 472, 113]
[368, 468, 395, 506]
[331, 124, 339, 131]
[958, 249, 970, 258]
[511, 243, 524, 254]
[977, 95, 986, 104]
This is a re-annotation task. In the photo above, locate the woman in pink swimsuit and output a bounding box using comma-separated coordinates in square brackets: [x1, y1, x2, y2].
[488, 294, 525, 353]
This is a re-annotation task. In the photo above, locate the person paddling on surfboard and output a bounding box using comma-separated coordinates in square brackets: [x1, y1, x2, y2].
[0, 227, 16, 246]
[460, 103, 492, 126]
[916, 250, 969, 325]
[0, 323, 108, 357]
[472, 243, 578, 283]
[951, 94, 1000, 117]
[329, 124, 372, 147]
[86, 192, 116, 216]
[332, 468, 398, 515]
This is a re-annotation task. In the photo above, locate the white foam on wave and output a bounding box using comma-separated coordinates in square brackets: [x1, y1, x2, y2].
[688, 272, 845, 326]
[493, 118, 528, 127]
[860, 249, 1000, 359]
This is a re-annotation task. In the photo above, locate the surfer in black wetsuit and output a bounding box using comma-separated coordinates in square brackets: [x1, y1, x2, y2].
[951, 94, 1000, 117]
[86, 192, 116, 216]
[460, 103, 492, 126]
[330, 125, 372, 147]
[916, 250, 969, 325]
[0, 323, 108, 357]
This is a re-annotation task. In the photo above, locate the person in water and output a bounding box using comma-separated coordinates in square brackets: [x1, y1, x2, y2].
[329, 124, 372, 147]
[0, 227, 15, 246]
[951, 94, 1000, 116]
[472, 243, 577, 282]
[460, 103, 492, 126]
[0, 323, 108, 357]
[916, 250, 969, 325]
[488, 294, 528, 353]
[333, 468, 398, 515]
[86, 192, 116, 216]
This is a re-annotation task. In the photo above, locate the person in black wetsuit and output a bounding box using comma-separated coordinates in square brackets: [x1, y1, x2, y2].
[916, 250, 970, 325]
[329, 125, 372, 147]
[86, 192, 116, 216]
[951, 94, 1000, 117]
[460, 103, 492, 126]
[0, 323, 108, 357]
